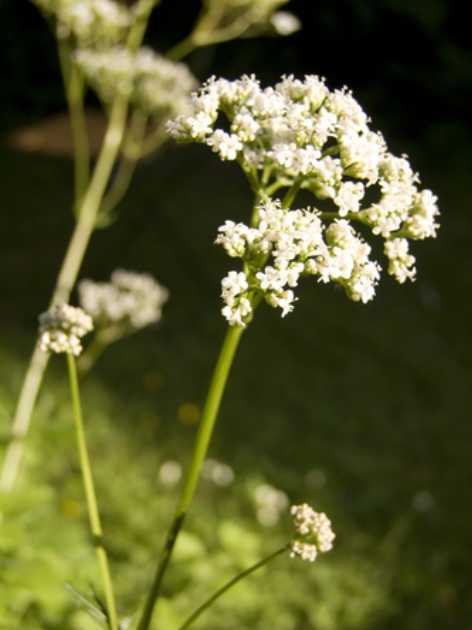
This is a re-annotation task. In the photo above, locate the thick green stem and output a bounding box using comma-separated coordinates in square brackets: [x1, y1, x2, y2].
[136, 325, 244, 630]
[66, 354, 119, 630]
[177, 546, 289, 630]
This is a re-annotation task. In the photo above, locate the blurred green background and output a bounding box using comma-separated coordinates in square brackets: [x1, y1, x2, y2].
[0, 0, 471, 628]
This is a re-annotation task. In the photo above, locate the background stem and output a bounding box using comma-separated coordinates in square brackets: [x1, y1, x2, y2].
[137, 325, 244, 630]
[177, 546, 289, 630]
[0, 97, 128, 491]
[58, 38, 90, 208]
[0, 5, 156, 491]
[66, 354, 119, 630]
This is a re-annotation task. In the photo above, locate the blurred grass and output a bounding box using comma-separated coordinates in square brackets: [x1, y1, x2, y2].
[0, 130, 471, 628]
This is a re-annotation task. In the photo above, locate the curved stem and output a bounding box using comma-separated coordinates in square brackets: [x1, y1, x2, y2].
[66, 354, 119, 630]
[177, 546, 289, 630]
[136, 324, 244, 630]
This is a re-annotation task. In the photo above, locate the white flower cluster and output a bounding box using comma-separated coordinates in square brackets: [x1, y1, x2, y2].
[290, 503, 335, 563]
[169, 74, 439, 320]
[75, 48, 197, 118]
[39, 304, 93, 356]
[216, 198, 381, 325]
[78, 269, 169, 332]
[34, 0, 131, 47]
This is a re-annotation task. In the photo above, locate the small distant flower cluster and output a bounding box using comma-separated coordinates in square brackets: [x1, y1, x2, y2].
[34, 0, 131, 46]
[290, 503, 335, 562]
[270, 11, 300, 35]
[253, 483, 288, 527]
[168, 74, 440, 325]
[202, 458, 235, 487]
[75, 47, 197, 119]
[78, 269, 169, 333]
[39, 304, 93, 356]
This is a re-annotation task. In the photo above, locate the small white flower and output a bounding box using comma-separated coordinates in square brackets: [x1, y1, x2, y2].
[384, 238, 416, 284]
[206, 130, 243, 161]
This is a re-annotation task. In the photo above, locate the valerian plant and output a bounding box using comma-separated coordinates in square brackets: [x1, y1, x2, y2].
[131, 75, 439, 628]
[1, 2, 441, 630]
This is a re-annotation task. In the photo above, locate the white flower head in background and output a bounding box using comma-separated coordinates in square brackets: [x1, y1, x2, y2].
[39, 304, 93, 356]
[79, 269, 169, 333]
[270, 11, 301, 35]
[159, 460, 183, 487]
[168, 74, 440, 326]
[290, 503, 335, 562]
[253, 483, 288, 527]
[33, 0, 131, 47]
[202, 458, 235, 487]
[75, 47, 198, 120]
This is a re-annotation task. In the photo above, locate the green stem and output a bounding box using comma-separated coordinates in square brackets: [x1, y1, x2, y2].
[127, 0, 160, 52]
[282, 181, 301, 208]
[0, 0, 155, 493]
[136, 324, 244, 630]
[58, 39, 90, 208]
[66, 354, 119, 630]
[0, 98, 128, 492]
[166, 34, 197, 61]
[97, 157, 138, 225]
[177, 546, 289, 630]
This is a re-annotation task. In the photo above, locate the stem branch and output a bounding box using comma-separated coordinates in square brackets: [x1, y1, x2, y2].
[177, 546, 289, 630]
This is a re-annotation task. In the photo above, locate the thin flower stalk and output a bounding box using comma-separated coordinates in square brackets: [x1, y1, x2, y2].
[57, 37, 90, 210]
[177, 545, 289, 630]
[137, 324, 244, 630]
[66, 353, 119, 630]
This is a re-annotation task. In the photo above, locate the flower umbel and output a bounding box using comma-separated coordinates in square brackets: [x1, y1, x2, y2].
[33, 0, 131, 47]
[168, 74, 440, 326]
[290, 503, 335, 562]
[79, 269, 169, 333]
[39, 304, 93, 356]
[75, 47, 198, 120]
